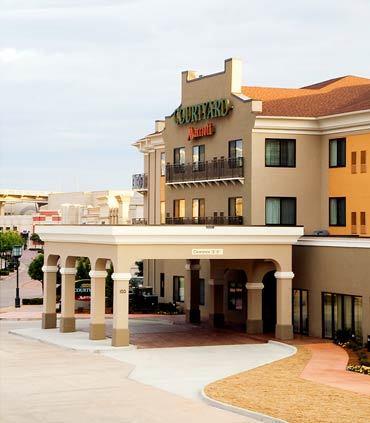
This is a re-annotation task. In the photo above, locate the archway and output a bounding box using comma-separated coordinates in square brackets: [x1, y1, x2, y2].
[262, 270, 276, 333]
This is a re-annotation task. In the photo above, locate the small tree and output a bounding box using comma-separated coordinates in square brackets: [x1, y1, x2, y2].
[30, 233, 43, 246]
[75, 257, 91, 280]
[28, 254, 44, 289]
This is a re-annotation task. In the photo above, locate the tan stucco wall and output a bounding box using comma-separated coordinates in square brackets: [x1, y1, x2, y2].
[293, 245, 370, 343]
[251, 132, 322, 234]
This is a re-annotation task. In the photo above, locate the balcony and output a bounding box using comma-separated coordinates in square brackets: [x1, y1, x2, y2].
[166, 157, 244, 187]
[132, 173, 148, 192]
[165, 216, 243, 225]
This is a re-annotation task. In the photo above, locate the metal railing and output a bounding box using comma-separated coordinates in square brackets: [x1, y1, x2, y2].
[132, 173, 148, 190]
[165, 216, 243, 225]
[166, 157, 244, 184]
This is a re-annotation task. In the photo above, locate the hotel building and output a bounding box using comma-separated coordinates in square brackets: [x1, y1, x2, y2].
[133, 59, 370, 344]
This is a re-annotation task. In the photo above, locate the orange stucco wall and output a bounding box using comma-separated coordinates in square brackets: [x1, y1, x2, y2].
[329, 132, 370, 236]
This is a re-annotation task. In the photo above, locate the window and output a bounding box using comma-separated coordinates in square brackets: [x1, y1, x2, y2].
[329, 197, 346, 226]
[173, 276, 185, 302]
[322, 292, 362, 339]
[160, 152, 166, 176]
[199, 278, 205, 306]
[228, 139, 243, 167]
[173, 199, 185, 219]
[228, 197, 243, 218]
[192, 199, 205, 222]
[293, 289, 308, 335]
[160, 273, 165, 297]
[351, 212, 357, 234]
[265, 197, 296, 225]
[329, 138, 346, 167]
[228, 281, 243, 311]
[160, 201, 165, 224]
[265, 139, 296, 167]
[192, 145, 205, 171]
[351, 151, 357, 174]
[360, 212, 366, 234]
[360, 150, 367, 173]
[174, 147, 185, 173]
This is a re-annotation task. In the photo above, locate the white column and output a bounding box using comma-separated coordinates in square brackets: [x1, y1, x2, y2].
[41, 265, 58, 329]
[275, 271, 294, 340]
[246, 282, 264, 334]
[60, 267, 76, 333]
[89, 270, 107, 340]
[111, 272, 130, 346]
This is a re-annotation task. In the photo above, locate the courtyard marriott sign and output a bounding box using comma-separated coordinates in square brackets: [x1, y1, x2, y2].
[173, 98, 232, 125]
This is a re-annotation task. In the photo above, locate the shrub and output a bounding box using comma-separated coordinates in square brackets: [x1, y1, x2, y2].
[0, 269, 10, 276]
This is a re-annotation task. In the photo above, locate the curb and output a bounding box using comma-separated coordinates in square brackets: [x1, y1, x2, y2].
[201, 388, 287, 423]
[9, 329, 137, 353]
[200, 340, 296, 423]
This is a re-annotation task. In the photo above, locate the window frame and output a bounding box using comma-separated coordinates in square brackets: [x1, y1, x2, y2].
[329, 138, 346, 168]
[321, 292, 362, 339]
[329, 197, 346, 227]
[160, 273, 165, 298]
[292, 288, 309, 335]
[265, 138, 296, 168]
[227, 280, 244, 311]
[265, 197, 297, 226]
[173, 276, 185, 302]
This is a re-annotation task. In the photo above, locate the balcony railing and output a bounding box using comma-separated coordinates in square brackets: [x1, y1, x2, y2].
[165, 216, 243, 225]
[166, 157, 244, 186]
[132, 218, 148, 225]
[132, 173, 148, 191]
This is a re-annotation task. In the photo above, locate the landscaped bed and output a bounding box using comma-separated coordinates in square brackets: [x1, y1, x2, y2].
[204, 346, 370, 423]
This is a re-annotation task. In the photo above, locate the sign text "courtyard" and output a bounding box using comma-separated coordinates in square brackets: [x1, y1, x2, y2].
[174, 98, 232, 125]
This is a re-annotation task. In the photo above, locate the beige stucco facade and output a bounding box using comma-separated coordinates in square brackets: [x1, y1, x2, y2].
[131, 58, 370, 344]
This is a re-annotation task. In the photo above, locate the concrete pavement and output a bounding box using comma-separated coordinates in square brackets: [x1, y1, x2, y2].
[0, 321, 256, 423]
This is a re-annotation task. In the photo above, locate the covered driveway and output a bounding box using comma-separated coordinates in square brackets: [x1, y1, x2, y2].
[36, 224, 303, 346]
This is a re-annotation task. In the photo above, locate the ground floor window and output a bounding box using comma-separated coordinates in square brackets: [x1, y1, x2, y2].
[160, 273, 165, 297]
[293, 289, 308, 335]
[199, 278, 205, 306]
[322, 292, 362, 339]
[173, 276, 184, 302]
[228, 280, 243, 311]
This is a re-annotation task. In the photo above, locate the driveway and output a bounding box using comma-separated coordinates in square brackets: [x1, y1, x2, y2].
[103, 342, 295, 400]
[0, 320, 257, 423]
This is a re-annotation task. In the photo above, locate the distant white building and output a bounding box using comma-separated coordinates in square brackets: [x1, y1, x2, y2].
[0, 189, 144, 233]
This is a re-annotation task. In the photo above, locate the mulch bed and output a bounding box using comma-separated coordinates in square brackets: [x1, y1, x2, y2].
[204, 346, 370, 423]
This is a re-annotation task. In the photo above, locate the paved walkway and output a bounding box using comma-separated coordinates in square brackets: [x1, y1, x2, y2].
[0, 321, 257, 423]
[300, 343, 370, 396]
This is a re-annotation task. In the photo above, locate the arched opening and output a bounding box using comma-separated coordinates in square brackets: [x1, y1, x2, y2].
[262, 270, 276, 333]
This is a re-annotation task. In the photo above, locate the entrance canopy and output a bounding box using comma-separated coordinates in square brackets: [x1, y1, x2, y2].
[36, 224, 304, 346]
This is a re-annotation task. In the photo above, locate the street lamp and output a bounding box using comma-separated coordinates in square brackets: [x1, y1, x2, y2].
[12, 245, 22, 308]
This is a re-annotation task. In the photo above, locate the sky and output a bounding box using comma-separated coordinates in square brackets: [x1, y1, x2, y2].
[0, 0, 369, 192]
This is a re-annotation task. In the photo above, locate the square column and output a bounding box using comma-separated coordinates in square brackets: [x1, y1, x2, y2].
[111, 273, 130, 347]
[185, 260, 201, 324]
[246, 282, 264, 334]
[89, 270, 107, 340]
[60, 267, 77, 333]
[41, 266, 58, 329]
[208, 279, 224, 328]
[275, 271, 294, 340]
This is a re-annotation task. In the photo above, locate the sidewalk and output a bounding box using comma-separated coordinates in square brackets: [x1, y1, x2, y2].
[301, 343, 370, 396]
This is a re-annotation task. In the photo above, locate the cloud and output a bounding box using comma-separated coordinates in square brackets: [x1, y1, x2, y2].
[0, 0, 369, 191]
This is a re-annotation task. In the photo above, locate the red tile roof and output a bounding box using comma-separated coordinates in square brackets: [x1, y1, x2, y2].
[242, 76, 370, 117]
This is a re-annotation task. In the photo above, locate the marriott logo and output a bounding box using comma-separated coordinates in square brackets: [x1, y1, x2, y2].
[188, 123, 215, 141]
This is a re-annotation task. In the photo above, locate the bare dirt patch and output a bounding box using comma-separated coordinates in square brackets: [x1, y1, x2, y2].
[204, 346, 370, 423]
